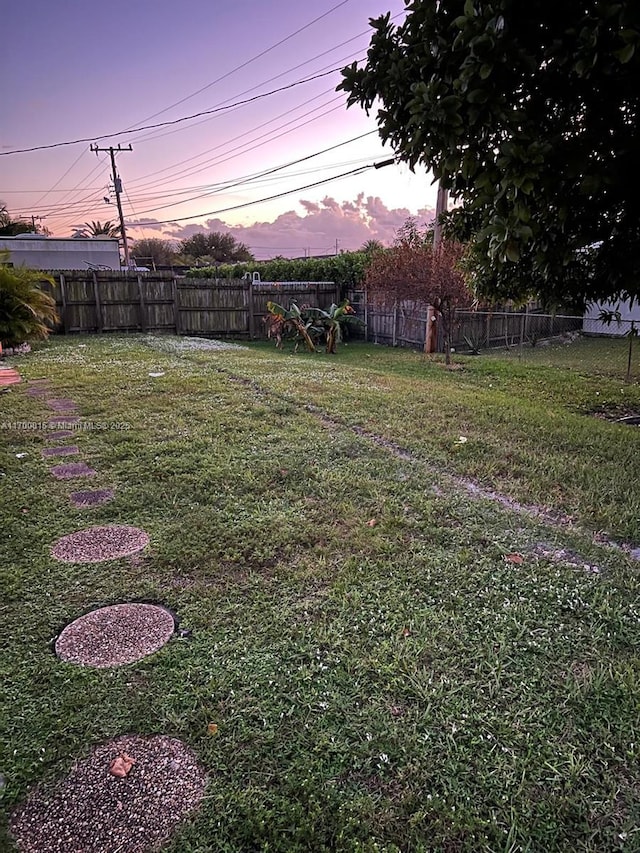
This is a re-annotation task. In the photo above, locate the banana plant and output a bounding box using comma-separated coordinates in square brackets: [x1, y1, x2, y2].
[265, 301, 319, 352]
[305, 300, 361, 353]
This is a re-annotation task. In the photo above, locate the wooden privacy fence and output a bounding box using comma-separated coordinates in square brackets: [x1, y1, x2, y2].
[40, 271, 340, 338]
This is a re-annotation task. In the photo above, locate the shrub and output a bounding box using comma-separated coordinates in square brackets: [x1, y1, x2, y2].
[0, 254, 58, 349]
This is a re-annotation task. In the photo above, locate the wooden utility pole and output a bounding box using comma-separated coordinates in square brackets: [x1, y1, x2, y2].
[90, 144, 133, 268]
[433, 181, 449, 248]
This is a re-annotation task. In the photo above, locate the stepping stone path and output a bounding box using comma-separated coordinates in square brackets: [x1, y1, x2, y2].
[9, 735, 206, 853]
[12, 375, 206, 850]
[55, 603, 175, 667]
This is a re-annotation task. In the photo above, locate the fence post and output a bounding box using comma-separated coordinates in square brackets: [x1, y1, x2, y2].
[363, 289, 369, 342]
[59, 273, 68, 334]
[171, 276, 180, 335]
[519, 307, 526, 358]
[627, 320, 635, 383]
[136, 274, 147, 333]
[247, 277, 255, 338]
[392, 302, 398, 347]
[92, 271, 103, 333]
[425, 305, 438, 353]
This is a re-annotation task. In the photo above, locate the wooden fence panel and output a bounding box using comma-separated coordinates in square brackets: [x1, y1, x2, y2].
[178, 280, 250, 335]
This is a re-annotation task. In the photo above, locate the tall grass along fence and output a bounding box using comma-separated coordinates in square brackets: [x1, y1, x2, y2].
[39, 271, 339, 338]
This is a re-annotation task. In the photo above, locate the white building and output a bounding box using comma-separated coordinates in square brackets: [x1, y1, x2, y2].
[0, 235, 121, 271]
[584, 299, 640, 336]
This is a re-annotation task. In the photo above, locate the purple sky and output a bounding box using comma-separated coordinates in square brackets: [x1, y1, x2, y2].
[2, 0, 437, 258]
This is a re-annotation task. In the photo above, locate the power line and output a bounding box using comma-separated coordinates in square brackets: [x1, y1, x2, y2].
[125, 89, 344, 191]
[127, 160, 392, 227]
[121, 0, 355, 132]
[18, 132, 378, 219]
[126, 131, 377, 218]
[1, 68, 345, 156]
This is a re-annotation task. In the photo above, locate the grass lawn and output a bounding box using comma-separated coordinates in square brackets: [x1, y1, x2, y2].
[1, 334, 639, 852]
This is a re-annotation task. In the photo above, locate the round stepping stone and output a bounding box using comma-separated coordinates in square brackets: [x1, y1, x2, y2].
[46, 430, 76, 440]
[51, 525, 149, 563]
[27, 386, 49, 397]
[70, 488, 114, 507]
[42, 445, 79, 458]
[51, 462, 97, 480]
[10, 734, 206, 853]
[55, 603, 173, 667]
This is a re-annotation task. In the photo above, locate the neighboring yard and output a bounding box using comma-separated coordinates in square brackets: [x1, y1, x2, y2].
[1, 335, 639, 852]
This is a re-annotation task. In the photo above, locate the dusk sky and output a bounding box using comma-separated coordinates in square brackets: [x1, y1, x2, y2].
[1, 0, 438, 259]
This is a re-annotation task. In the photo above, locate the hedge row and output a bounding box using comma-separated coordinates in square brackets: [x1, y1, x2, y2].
[186, 252, 373, 290]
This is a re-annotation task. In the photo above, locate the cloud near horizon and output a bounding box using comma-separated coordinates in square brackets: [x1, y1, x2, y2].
[126, 194, 436, 259]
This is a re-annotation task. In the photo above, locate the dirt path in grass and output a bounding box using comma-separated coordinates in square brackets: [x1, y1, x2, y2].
[220, 366, 640, 562]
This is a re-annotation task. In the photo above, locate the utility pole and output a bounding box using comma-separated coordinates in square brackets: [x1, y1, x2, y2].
[433, 181, 449, 248]
[26, 214, 46, 233]
[90, 144, 133, 268]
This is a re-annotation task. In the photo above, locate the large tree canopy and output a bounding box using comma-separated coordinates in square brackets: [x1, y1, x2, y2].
[180, 231, 254, 265]
[130, 238, 178, 268]
[340, 1, 640, 306]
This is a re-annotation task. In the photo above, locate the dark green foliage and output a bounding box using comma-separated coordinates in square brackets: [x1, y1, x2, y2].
[0, 254, 58, 347]
[0, 205, 38, 236]
[189, 251, 372, 292]
[130, 238, 178, 267]
[265, 299, 362, 352]
[82, 220, 121, 238]
[339, 1, 640, 307]
[180, 231, 254, 264]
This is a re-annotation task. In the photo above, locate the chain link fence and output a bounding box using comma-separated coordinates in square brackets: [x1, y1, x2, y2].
[455, 310, 638, 381]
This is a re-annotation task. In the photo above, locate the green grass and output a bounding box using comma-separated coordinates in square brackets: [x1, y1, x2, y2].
[1, 334, 639, 852]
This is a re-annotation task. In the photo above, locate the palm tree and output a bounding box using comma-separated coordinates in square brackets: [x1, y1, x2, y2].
[83, 220, 121, 238]
[0, 204, 34, 236]
[360, 239, 385, 254]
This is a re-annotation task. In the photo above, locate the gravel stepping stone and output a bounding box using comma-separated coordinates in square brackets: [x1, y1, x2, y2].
[48, 416, 80, 427]
[51, 525, 149, 563]
[70, 489, 114, 507]
[42, 445, 80, 458]
[55, 603, 174, 667]
[47, 399, 78, 412]
[46, 430, 76, 440]
[51, 462, 97, 480]
[10, 734, 207, 853]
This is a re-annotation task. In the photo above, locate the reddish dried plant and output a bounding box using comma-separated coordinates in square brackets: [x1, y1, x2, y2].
[364, 235, 474, 364]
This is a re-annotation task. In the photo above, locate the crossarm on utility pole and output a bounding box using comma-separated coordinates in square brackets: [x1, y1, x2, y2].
[90, 144, 133, 268]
